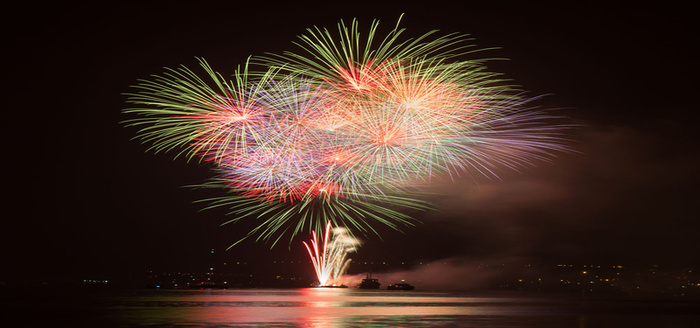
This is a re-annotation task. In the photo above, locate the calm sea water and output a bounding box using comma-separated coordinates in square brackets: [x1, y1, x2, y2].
[4, 288, 700, 327]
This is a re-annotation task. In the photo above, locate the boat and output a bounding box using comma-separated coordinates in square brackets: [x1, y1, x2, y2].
[310, 282, 348, 288]
[357, 273, 381, 289]
[387, 281, 414, 290]
[318, 284, 348, 288]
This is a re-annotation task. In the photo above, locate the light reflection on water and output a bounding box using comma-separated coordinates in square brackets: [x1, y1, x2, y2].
[15, 288, 699, 327]
[100, 288, 561, 327]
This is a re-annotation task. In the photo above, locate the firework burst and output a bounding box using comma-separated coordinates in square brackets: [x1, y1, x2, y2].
[124, 15, 573, 247]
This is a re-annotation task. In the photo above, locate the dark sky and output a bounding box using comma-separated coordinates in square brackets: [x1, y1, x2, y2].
[3, 1, 697, 283]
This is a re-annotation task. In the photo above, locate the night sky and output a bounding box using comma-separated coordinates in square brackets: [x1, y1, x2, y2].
[3, 1, 697, 284]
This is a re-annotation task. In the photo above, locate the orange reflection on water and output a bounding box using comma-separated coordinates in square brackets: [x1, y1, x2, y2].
[299, 286, 351, 308]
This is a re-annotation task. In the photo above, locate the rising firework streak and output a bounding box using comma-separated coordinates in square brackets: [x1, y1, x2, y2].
[303, 221, 359, 287]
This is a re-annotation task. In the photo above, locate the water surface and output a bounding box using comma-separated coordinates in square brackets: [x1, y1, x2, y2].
[5, 288, 700, 327]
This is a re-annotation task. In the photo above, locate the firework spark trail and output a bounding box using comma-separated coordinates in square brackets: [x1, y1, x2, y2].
[303, 221, 359, 286]
[124, 15, 574, 246]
